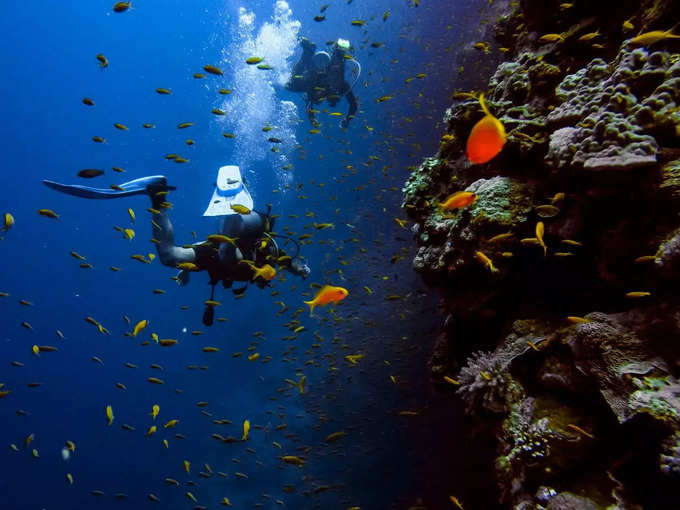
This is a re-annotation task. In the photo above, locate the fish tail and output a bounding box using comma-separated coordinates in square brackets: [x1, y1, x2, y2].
[304, 300, 315, 316]
[478, 93, 491, 116]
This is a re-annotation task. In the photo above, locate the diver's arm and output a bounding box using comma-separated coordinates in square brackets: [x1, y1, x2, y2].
[342, 87, 358, 128]
[149, 197, 195, 267]
[287, 258, 310, 279]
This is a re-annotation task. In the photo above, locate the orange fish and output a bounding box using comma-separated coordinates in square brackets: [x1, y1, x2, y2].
[439, 191, 477, 210]
[466, 93, 506, 164]
[304, 285, 348, 315]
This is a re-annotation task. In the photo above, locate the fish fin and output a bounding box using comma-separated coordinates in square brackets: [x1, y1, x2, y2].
[478, 93, 491, 116]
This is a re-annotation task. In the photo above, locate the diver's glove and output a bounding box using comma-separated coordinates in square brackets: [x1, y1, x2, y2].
[290, 258, 311, 279]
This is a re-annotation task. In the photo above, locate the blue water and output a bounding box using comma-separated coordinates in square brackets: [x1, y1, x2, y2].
[0, 1, 499, 508]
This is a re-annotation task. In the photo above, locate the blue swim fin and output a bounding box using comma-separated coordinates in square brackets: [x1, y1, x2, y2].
[43, 175, 174, 199]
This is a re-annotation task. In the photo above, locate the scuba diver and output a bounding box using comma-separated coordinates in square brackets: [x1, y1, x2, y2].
[43, 165, 311, 326]
[285, 37, 360, 128]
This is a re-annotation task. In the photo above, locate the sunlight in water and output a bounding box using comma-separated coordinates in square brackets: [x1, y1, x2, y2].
[222, 1, 301, 192]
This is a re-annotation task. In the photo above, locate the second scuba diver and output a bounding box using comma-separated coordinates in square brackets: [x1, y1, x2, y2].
[43, 165, 311, 326]
[285, 37, 360, 128]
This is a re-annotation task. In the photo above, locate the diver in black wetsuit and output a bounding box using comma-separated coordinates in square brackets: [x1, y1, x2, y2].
[286, 37, 359, 128]
[43, 167, 310, 326]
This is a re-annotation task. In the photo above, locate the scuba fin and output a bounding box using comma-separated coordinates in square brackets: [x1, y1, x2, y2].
[202, 284, 217, 327]
[202, 305, 215, 327]
[43, 175, 175, 199]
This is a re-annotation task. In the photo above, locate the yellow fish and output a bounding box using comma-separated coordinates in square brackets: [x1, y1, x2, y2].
[150, 404, 159, 420]
[475, 251, 498, 273]
[128, 208, 135, 223]
[566, 316, 591, 324]
[207, 234, 238, 245]
[538, 33, 565, 44]
[625, 291, 651, 298]
[242, 419, 250, 441]
[487, 232, 513, 243]
[325, 431, 347, 443]
[230, 204, 251, 214]
[248, 263, 276, 281]
[38, 209, 59, 219]
[132, 320, 148, 337]
[203, 64, 223, 75]
[280, 455, 305, 466]
[536, 221, 546, 256]
[629, 27, 680, 47]
[106, 405, 114, 426]
[578, 30, 600, 42]
[2, 212, 14, 233]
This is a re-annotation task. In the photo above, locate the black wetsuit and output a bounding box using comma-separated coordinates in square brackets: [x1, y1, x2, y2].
[149, 189, 307, 290]
[286, 41, 358, 127]
[193, 211, 284, 289]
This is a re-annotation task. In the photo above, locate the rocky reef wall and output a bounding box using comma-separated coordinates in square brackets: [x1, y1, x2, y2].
[402, 0, 680, 508]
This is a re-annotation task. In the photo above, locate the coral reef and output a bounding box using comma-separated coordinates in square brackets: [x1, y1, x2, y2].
[402, 0, 680, 507]
[545, 48, 680, 172]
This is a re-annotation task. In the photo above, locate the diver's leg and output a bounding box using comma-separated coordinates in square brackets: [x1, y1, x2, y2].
[149, 192, 195, 266]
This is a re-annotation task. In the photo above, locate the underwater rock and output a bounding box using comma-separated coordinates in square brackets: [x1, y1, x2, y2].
[496, 395, 597, 506]
[456, 319, 555, 414]
[564, 311, 669, 423]
[537, 354, 582, 392]
[457, 349, 524, 415]
[450, 306, 680, 507]
[660, 159, 680, 199]
[655, 227, 680, 277]
[629, 375, 680, 426]
[545, 492, 601, 510]
[545, 45, 680, 173]
[409, 175, 533, 280]
[402, 0, 680, 505]
[660, 430, 680, 477]
[428, 330, 454, 382]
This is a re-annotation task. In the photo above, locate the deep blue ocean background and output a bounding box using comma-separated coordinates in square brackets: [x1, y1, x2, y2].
[0, 1, 502, 508]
